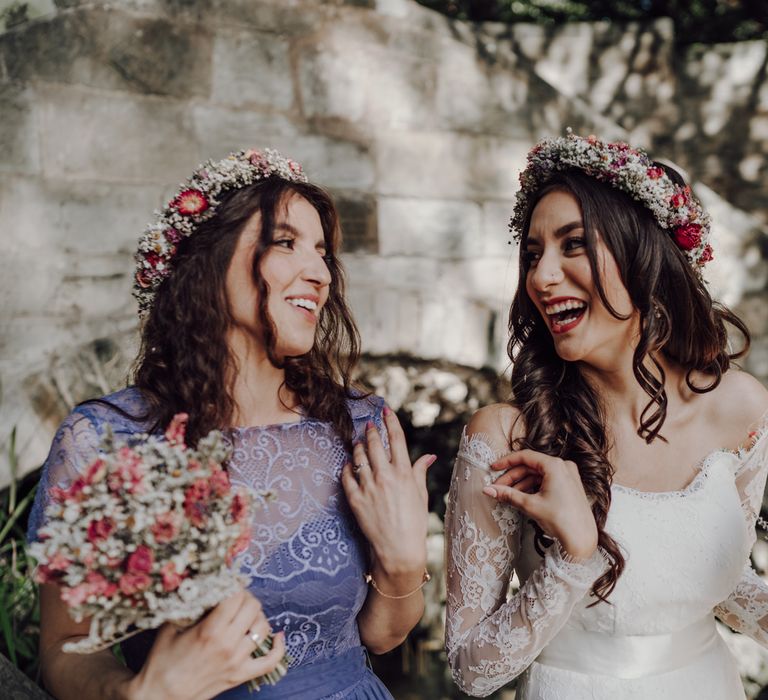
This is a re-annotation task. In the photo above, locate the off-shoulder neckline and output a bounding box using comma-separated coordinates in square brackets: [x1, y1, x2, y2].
[460, 409, 768, 498]
[612, 407, 768, 498]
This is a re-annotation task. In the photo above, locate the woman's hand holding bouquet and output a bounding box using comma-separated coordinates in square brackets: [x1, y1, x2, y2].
[31, 413, 288, 694]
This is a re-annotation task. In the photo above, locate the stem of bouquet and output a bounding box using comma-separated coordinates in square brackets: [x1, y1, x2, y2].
[247, 634, 291, 691]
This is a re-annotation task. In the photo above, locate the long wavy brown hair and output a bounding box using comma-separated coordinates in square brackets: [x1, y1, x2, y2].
[132, 177, 361, 445]
[509, 167, 750, 603]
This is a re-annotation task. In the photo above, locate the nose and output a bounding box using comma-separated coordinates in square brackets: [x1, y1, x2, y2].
[302, 248, 332, 288]
[529, 248, 564, 292]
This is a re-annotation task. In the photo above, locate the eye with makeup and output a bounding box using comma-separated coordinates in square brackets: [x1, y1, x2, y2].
[272, 236, 296, 250]
[522, 247, 541, 267]
[563, 236, 586, 254]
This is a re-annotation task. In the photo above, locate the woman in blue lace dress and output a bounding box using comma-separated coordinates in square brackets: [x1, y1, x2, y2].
[28, 149, 433, 700]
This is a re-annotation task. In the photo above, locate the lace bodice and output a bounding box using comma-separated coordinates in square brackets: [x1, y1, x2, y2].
[445, 415, 768, 697]
[28, 387, 391, 698]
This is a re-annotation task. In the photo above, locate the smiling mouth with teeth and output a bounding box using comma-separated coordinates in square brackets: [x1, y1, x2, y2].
[288, 298, 318, 312]
[545, 299, 587, 333]
[286, 297, 317, 322]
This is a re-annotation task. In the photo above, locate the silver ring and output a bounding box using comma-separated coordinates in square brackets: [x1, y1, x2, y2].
[249, 630, 261, 645]
[353, 462, 368, 474]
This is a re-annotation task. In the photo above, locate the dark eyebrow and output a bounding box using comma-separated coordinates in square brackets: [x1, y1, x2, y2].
[274, 223, 300, 235]
[526, 221, 584, 246]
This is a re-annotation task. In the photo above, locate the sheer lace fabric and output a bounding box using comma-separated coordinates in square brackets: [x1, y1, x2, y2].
[28, 387, 393, 700]
[445, 414, 768, 699]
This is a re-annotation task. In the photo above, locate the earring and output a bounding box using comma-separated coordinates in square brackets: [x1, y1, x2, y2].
[652, 302, 662, 319]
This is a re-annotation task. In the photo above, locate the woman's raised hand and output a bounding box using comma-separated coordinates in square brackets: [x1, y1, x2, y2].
[126, 589, 286, 700]
[484, 450, 598, 561]
[340, 407, 435, 575]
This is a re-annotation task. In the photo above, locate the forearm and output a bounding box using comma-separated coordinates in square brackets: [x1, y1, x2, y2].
[357, 562, 425, 654]
[41, 641, 136, 700]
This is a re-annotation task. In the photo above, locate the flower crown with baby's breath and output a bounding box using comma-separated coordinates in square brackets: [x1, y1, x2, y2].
[134, 148, 308, 315]
[509, 130, 713, 271]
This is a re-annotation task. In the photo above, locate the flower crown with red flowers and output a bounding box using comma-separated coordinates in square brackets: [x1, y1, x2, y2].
[509, 130, 713, 271]
[133, 148, 308, 315]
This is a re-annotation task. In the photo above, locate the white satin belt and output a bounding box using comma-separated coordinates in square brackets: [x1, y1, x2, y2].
[535, 615, 718, 679]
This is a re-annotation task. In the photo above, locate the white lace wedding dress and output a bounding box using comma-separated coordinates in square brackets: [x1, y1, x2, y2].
[445, 417, 768, 699]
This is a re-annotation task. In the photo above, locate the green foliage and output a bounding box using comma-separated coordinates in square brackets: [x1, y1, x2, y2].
[416, 0, 768, 44]
[0, 428, 41, 680]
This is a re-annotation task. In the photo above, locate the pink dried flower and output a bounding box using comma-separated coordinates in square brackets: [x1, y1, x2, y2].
[84, 459, 107, 485]
[209, 468, 231, 498]
[107, 447, 146, 494]
[87, 517, 115, 544]
[118, 572, 152, 596]
[48, 551, 72, 572]
[85, 571, 118, 598]
[165, 413, 189, 447]
[160, 562, 184, 592]
[61, 583, 93, 607]
[126, 545, 154, 575]
[151, 512, 181, 544]
[165, 228, 183, 244]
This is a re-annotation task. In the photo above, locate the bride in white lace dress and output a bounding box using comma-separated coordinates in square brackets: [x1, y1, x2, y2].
[444, 133, 768, 699]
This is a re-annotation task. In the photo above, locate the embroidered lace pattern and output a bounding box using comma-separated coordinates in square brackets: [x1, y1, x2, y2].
[445, 410, 768, 699]
[28, 387, 394, 699]
[444, 428, 608, 696]
[713, 411, 768, 646]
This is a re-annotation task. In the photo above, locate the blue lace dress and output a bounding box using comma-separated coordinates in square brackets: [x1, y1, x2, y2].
[27, 387, 394, 700]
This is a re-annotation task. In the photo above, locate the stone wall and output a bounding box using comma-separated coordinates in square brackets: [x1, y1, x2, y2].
[0, 0, 766, 484]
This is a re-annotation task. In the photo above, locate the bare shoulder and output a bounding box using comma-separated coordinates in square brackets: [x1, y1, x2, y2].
[466, 403, 525, 449]
[705, 369, 768, 442]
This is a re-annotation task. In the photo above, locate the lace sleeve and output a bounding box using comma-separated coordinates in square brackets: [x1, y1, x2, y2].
[734, 412, 768, 541]
[26, 411, 101, 542]
[444, 428, 608, 697]
[714, 413, 768, 645]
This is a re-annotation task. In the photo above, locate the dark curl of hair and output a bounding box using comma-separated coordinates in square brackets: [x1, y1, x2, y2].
[508, 167, 750, 604]
[132, 177, 361, 446]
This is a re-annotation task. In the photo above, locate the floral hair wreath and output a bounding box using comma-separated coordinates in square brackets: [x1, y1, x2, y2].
[509, 130, 713, 272]
[133, 148, 308, 315]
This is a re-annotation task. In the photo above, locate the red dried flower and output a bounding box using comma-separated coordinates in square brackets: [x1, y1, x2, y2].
[673, 223, 702, 251]
[647, 166, 665, 179]
[173, 189, 209, 216]
[698, 244, 714, 264]
[670, 192, 687, 208]
[87, 517, 116, 544]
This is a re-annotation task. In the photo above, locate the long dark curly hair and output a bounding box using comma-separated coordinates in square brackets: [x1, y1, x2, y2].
[508, 167, 750, 603]
[132, 177, 361, 445]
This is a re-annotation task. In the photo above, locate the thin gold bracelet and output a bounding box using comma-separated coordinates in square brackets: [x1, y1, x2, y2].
[364, 569, 431, 599]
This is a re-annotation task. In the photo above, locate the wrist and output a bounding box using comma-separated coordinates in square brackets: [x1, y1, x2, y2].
[121, 670, 167, 700]
[559, 535, 598, 562]
[366, 565, 430, 599]
[371, 547, 426, 578]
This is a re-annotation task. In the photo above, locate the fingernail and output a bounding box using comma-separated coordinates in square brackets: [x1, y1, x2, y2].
[366, 421, 374, 431]
[425, 454, 437, 466]
[482, 486, 497, 498]
[383, 406, 391, 416]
